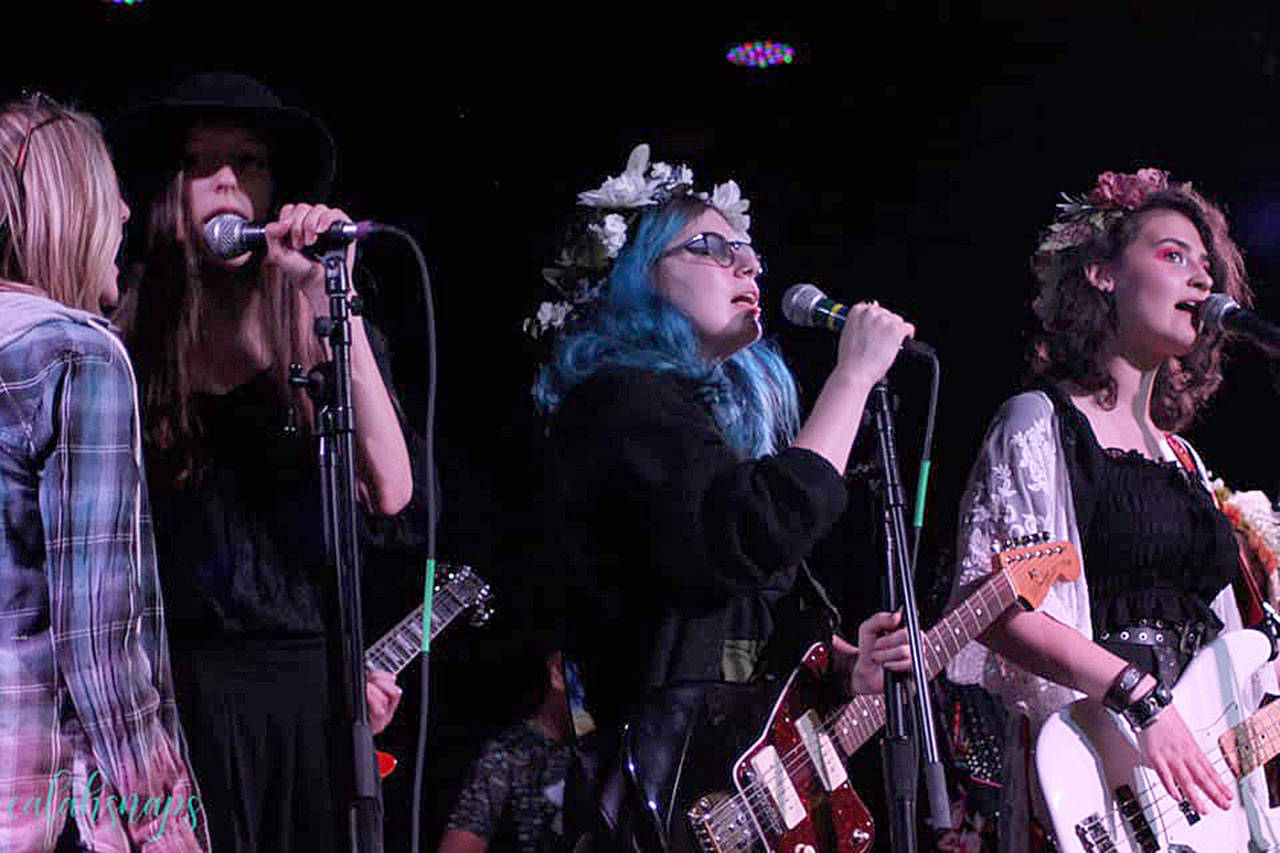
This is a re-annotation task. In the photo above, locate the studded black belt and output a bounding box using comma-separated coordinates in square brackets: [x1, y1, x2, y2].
[1097, 619, 1211, 686]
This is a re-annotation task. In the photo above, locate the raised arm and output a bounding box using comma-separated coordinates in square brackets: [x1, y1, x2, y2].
[792, 302, 914, 474]
[265, 201, 414, 516]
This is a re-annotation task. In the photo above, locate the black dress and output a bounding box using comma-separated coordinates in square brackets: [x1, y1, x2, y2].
[1052, 388, 1242, 686]
[547, 367, 850, 751]
[150, 370, 339, 852]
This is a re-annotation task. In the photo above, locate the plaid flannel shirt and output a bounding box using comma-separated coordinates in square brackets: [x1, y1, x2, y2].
[0, 293, 208, 852]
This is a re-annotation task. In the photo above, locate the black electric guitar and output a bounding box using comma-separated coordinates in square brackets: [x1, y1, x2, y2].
[368, 564, 492, 777]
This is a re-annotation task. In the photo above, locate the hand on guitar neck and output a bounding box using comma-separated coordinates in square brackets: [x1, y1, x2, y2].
[830, 610, 913, 696]
[367, 669, 402, 735]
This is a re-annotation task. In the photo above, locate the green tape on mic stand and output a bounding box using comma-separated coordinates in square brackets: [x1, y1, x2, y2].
[422, 557, 437, 653]
[913, 460, 931, 529]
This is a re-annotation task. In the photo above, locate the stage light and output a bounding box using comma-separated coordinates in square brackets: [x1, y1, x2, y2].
[726, 41, 796, 69]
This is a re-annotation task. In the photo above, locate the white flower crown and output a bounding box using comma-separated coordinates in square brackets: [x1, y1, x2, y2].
[524, 143, 752, 339]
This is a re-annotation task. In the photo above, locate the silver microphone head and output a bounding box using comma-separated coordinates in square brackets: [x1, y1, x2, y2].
[781, 283, 826, 327]
[1196, 292, 1239, 335]
[202, 213, 247, 260]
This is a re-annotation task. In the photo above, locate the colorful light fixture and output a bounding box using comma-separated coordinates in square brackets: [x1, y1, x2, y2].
[726, 41, 796, 69]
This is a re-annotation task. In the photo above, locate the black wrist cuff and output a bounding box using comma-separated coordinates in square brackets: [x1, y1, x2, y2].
[1121, 680, 1173, 730]
[1102, 662, 1145, 712]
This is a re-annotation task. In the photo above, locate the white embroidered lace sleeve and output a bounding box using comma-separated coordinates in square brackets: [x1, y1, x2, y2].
[945, 391, 1092, 728]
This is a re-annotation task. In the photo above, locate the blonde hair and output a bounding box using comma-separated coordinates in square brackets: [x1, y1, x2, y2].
[0, 94, 122, 313]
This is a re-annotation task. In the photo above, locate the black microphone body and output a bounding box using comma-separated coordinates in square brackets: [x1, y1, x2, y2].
[1198, 293, 1280, 356]
[781, 283, 934, 357]
[203, 213, 376, 260]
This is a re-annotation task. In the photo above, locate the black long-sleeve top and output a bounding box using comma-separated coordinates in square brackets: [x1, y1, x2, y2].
[548, 367, 849, 735]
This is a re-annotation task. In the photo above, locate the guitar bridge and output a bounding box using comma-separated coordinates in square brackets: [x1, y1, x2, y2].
[687, 791, 767, 853]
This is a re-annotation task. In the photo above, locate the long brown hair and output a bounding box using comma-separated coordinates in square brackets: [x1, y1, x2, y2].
[114, 167, 325, 486]
[1028, 185, 1251, 431]
[0, 94, 123, 312]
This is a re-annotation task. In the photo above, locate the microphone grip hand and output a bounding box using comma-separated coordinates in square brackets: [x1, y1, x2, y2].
[833, 301, 917, 386]
[263, 202, 358, 303]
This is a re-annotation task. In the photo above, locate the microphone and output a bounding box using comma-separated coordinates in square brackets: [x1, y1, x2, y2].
[781, 283, 935, 357]
[202, 213, 379, 260]
[1196, 293, 1280, 356]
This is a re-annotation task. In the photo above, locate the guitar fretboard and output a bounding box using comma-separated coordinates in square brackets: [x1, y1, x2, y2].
[829, 568, 1020, 756]
[365, 572, 485, 675]
[1223, 692, 1280, 778]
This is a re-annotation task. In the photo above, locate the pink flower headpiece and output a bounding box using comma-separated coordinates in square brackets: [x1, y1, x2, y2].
[1037, 168, 1185, 253]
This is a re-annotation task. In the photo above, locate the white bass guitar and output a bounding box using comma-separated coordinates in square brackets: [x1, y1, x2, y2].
[1037, 627, 1278, 852]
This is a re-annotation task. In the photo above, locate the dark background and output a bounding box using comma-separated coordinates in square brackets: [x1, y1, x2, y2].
[16, 3, 1280, 849]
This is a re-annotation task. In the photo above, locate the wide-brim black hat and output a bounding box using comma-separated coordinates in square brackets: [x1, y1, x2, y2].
[109, 72, 336, 209]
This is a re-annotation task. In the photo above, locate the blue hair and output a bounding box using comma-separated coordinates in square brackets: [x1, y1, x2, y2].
[533, 199, 800, 458]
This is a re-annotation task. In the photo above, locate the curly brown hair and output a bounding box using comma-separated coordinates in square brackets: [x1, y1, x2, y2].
[1028, 185, 1251, 431]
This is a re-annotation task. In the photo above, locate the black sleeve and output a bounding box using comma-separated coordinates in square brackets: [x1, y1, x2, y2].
[551, 369, 847, 603]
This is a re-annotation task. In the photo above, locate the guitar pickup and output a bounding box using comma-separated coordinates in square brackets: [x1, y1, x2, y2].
[1075, 813, 1117, 852]
[795, 710, 848, 792]
[748, 746, 805, 830]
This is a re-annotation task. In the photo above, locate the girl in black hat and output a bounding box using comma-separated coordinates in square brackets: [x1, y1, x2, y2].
[112, 73, 411, 852]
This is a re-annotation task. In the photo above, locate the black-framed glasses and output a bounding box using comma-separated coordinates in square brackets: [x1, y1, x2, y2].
[662, 232, 764, 275]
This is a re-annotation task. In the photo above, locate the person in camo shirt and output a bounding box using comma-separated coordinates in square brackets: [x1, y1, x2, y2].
[440, 648, 574, 853]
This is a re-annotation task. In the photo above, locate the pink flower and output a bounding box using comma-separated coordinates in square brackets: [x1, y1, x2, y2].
[1089, 171, 1124, 205]
[1087, 168, 1169, 209]
[1134, 167, 1169, 189]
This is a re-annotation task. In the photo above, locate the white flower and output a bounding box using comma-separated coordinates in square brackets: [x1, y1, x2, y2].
[538, 301, 573, 328]
[588, 213, 628, 258]
[648, 161, 673, 182]
[710, 180, 751, 233]
[1229, 490, 1280, 546]
[524, 300, 576, 338]
[577, 144, 657, 208]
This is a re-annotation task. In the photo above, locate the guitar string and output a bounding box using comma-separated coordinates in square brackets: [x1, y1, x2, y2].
[698, 593, 995, 844]
[369, 582, 473, 669]
[1051, 734, 1255, 851]
[696, 571, 1020, 845]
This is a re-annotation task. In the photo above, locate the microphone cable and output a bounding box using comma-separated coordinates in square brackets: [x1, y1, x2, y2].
[368, 224, 441, 853]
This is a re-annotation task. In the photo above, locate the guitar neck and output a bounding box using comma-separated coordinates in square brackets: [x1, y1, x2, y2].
[364, 583, 474, 676]
[1224, 691, 1280, 778]
[830, 567, 1022, 756]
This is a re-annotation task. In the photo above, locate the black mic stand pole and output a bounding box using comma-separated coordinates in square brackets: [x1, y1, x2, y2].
[870, 380, 950, 853]
[295, 245, 384, 853]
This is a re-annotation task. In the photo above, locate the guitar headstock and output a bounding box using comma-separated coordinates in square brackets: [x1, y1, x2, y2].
[993, 533, 1081, 611]
[470, 583, 494, 627]
[433, 563, 495, 626]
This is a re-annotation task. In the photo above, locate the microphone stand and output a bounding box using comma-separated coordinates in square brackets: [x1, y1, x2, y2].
[869, 380, 950, 853]
[294, 245, 384, 853]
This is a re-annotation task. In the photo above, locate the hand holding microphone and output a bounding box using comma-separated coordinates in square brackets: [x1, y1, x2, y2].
[204, 205, 381, 306]
[782, 283, 925, 384]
